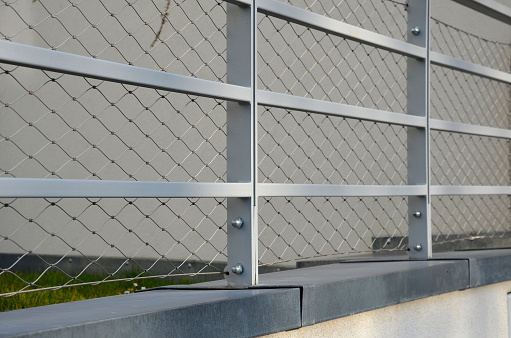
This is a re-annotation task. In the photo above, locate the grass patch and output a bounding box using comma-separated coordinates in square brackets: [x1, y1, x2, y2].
[0, 271, 197, 312]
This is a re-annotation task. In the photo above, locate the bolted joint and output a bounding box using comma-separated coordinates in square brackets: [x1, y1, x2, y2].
[413, 244, 422, 251]
[231, 263, 244, 275]
[412, 211, 422, 218]
[231, 217, 244, 229]
[411, 27, 421, 35]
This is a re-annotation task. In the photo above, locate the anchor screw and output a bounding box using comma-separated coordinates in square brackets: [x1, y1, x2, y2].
[231, 263, 244, 275]
[231, 217, 244, 229]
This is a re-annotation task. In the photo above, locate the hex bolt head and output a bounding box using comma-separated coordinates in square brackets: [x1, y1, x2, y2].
[413, 211, 422, 218]
[411, 27, 421, 35]
[413, 244, 422, 251]
[231, 263, 244, 275]
[231, 217, 244, 229]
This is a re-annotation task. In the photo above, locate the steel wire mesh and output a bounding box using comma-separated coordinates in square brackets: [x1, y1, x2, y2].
[430, 13, 511, 249]
[276, 0, 408, 40]
[256, 4, 409, 266]
[0, 63, 227, 295]
[431, 131, 510, 186]
[258, 196, 408, 266]
[0, 0, 510, 297]
[257, 13, 407, 114]
[0, 0, 227, 82]
[431, 65, 510, 128]
[432, 195, 511, 249]
[258, 106, 407, 185]
[0, 197, 227, 297]
[0, 65, 227, 182]
[431, 17, 511, 73]
[0, 0, 230, 297]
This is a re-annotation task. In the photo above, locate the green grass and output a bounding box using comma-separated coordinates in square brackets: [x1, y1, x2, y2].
[0, 271, 196, 312]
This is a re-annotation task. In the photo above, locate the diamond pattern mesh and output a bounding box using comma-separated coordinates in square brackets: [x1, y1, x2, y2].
[1, 0, 510, 298]
[431, 17, 511, 72]
[0, 0, 227, 82]
[258, 196, 408, 265]
[258, 13, 407, 114]
[431, 131, 510, 186]
[276, 0, 408, 40]
[0, 65, 227, 182]
[429, 6, 511, 249]
[258, 106, 407, 185]
[0, 197, 227, 296]
[431, 65, 510, 128]
[432, 195, 511, 248]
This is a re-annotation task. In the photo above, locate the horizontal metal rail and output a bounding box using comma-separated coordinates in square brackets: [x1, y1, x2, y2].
[0, 40, 251, 103]
[451, 0, 511, 24]
[0, 178, 252, 198]
[431, 185, 511, 196]
[258, 90, 425, 127]
[257, 0, 426, 59]
[431, 52, 511, 84]
[258, 183, 427, 197]
[430, 119, 511, 139]
[224, 0, 251, 7]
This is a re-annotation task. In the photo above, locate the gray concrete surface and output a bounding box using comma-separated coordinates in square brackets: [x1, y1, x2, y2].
[2, 249, 508, 337]
[0, 288, 301, 337]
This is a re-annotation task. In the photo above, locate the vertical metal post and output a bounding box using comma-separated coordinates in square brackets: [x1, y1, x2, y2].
[407, 0, 432, 259]
[225, 1, 258, 285]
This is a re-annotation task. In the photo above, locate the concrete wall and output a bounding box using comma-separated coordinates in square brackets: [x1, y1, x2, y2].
[265, 280, 511, 338]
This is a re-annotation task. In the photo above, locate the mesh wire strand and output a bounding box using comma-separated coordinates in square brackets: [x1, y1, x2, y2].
[431, 66, 511, 129]
[0, 197, 227, 297]
[257, 13, 408, 114]
[431, 131, 510, 186]
[430, 12, 511, 246]
[1, 0, 511, 296]
[258, 106, 407, 185]
[0, 65, 227, 182]
[276, 0, 408, 40]
[431, 17, 511, 73]
[432, 195, 511, 247]
[0, 0, 227, 82]
[258, 196, 408, 266]
[0, 0, 228, 298]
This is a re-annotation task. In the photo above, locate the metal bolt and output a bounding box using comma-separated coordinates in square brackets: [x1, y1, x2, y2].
[413, 244, 422, 251]
[231, 217, 244, 229]
[413, 211, 422, 218]
[411, 27, 421, 35]
[231, 263, 244, 275]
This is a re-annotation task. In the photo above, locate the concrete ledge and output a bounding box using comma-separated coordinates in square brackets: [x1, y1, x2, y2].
[296, 249, 511, 288]
[0, 289, 301, 337]
[258, 260, 468, 326]
[434, 249, 511, 287]
[1, 249, 511, 337]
